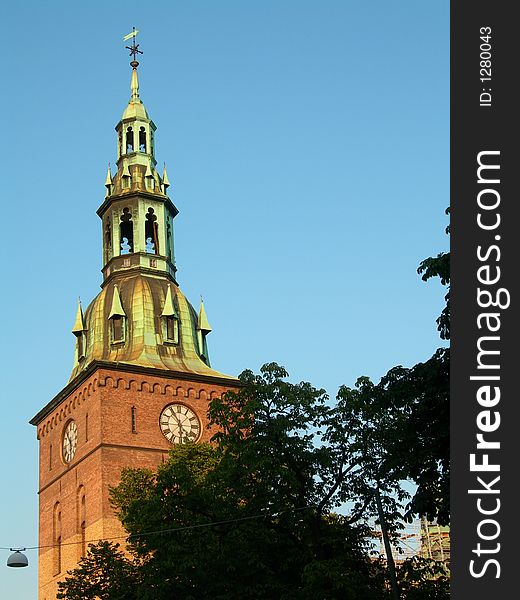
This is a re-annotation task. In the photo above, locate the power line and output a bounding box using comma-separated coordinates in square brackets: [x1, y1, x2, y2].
[1, 506, 311, 553]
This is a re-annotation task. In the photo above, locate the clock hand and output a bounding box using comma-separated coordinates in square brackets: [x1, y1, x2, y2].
[171, 413, 185, 431]
[173, 413, 193, 441]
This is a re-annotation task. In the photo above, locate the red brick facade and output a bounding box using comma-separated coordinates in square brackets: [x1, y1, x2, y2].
[35, 366, 239, 600]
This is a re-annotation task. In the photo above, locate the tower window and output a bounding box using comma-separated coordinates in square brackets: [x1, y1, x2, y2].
[49, 444, 53, 471]
[162, 315, 179, 344]
[109, 285, 126, 344]
[53, 503, 62, 575]
[166, 219, 173, 262]
[120, 208, 134, 254]
[56, 537, 62, 574]
[104, 220, 112, 263]
[161, 287, 179, 345]
[139, 127, 147, 152]
[80, 522, 86, 558]
[126, 127, 134, 152]
[74, 327, 87, 362]
[77, 487, 86, 559]
[131, 406, 137, 433]
[77, 332, 86, 360]
[145, 208, 159, 255]
[198, 330, 210, 364]
[168, 316, 179, 343]
[111, 315, 125, 343]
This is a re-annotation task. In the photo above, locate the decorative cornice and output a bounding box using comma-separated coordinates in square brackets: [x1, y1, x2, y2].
[96, 190, 178, 219]
[30, 363, 98, 426]
[100, 256, 177, 288]
[30, 361, 241, 427]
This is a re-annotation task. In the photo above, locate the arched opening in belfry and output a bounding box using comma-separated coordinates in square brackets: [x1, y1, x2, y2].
[166, 218, 173, 262]
[105, 220, 112, 263]
[145, 207, 160, 254]
[120, 208, 134, 254]
[139, 127, 147, 152]
[126, 127, 134, 153]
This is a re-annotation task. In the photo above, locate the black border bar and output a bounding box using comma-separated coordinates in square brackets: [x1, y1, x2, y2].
[451, 3, 518, 596]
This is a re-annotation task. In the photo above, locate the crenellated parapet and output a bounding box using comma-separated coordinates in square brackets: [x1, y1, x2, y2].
[35, 366, 237, 440]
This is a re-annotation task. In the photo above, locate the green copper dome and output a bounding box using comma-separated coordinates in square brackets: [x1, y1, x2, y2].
[70, 273, 232, 382]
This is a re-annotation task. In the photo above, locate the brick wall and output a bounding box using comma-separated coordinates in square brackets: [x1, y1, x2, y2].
[36, 367, 239, 599]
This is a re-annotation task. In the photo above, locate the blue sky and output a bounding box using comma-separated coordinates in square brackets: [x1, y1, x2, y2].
[0, 1, 448, 596]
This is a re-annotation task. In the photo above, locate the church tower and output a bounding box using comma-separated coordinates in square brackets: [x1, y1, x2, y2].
[30, 40, 239, 600]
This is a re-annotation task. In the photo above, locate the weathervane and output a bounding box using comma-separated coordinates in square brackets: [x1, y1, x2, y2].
[123, 27, 142, 67]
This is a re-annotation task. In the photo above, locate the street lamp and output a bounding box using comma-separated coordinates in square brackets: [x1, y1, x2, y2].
[7, 548, 28, 568]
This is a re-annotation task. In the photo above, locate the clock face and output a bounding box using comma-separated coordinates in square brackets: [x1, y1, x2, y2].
[62, 420, 78, 464]
[160, 404, 201, 444]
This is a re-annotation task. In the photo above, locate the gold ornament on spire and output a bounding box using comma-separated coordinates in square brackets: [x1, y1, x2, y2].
[124, 27, 143, 99]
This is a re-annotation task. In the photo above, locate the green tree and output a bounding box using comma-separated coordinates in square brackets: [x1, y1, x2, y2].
[57, 359, 448, 599]
[417, 208, 450, 342]
[397, 557, 450, 600]
[335, 347, 449, 525]
[110, 364, 389, 599]
[335, 209, 450, 524]
[58, 364, 392, 600]
[56, 541, 140, 600]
